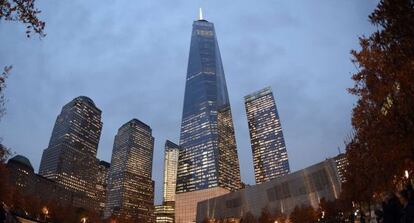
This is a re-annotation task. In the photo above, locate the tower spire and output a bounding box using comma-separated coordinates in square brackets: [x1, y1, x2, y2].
[199, 8, 203, 20]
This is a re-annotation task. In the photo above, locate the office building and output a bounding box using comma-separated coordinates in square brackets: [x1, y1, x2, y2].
[155, 205, 175, 223]
[244, 87, 290, 184]
[334, 153, 348, 184]
[163, 140, 180, 205]
[96, 160, 110, 217]
[104, 119, 155, 222]
[39, 96, 103, 210]
[7, 155, 84, 210]
[175, 10, 242, 222]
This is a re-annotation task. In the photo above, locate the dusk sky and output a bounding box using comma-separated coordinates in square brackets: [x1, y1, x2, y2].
[0, 0, 378, 204]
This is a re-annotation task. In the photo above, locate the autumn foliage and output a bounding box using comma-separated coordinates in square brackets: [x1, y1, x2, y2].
[0, 0, 45, 37]
[344, 0, 414, 204]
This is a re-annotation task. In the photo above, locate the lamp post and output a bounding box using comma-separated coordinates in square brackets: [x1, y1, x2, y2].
[42, 207, 49, 222]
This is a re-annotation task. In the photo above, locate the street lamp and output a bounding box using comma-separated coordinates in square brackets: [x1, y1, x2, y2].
[80, 217, 87, 223]
[42, 207, 49, 221]
[405, 170, 409, 179]
[42, 207, 49, 215]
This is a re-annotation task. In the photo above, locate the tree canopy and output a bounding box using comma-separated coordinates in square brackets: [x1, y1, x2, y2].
[344, 0, 414, 204]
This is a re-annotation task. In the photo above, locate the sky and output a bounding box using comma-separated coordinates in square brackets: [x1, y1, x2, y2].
[0, 0, 378, 204]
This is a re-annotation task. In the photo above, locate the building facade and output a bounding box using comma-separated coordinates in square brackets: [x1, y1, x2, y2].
[334, 153, 348, 184]
[104, 119, 155, 222]
[7, 155, 84, 210]
[196, 158, 342, 222]
[163, 140, 180, 205]
[39, 96, 103, 211]
[175, 12, 242, 222]
[244, 87, 290, 184]
[96, 160, 110, 217]
[155, 205, 175, 223]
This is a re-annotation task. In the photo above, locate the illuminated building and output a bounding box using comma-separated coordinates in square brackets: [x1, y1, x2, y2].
[244, 87, 290, 184]
[334, 153, 348, 184]
[155, 140, 179, 223]
[155, 205, 175, 223]
[196, 158, 342, 222]
[7, 155, 84, 209]
[175, 10, 242, 223]
[39, 96, 103, 210]
[163, 140, 180, 206]
[104, 119, 155, 222]
[96, 160, 110, 217]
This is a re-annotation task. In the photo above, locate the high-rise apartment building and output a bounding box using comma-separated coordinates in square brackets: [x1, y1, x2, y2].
[175, 11, 242, 223]
[163, 140, 180, 205]
[244, 87, 290, 184]
[39, 96, 103, 210]
[104, 119, 155, 222]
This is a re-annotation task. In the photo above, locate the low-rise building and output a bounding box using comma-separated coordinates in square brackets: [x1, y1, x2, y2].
[196, 158, 342, 222]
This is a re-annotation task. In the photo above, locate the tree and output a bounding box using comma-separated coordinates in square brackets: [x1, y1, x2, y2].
[0, 0, 45, 37]
[0, 143, 12, 205]
[289, 205, 317, 223]
[240, 211, 257, 223]
[258, 206, 274, 223]
[345, 0, 414, 204]
[273, 209, 287, 223]
[1, 0, 45, 123]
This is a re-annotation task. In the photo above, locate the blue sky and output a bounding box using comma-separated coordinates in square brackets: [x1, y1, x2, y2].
[0, 0, 378, 204]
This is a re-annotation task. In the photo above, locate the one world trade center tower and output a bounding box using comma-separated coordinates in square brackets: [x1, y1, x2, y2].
[175, 10, 242, 223]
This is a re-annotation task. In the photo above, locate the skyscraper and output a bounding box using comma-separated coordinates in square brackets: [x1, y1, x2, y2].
[244, 87, 290, 184]
[163, 140, 180, 205]
[39, 96, 103, 210]
[175, 10, 242, 223]
[104, 119, 155, 222]
[96, 160, 110, 217]
[334, 153, 348, 184]
[155, 140, 180, 223]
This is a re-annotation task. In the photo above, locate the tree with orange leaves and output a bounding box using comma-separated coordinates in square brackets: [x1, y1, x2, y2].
[344, 0, 414, 204]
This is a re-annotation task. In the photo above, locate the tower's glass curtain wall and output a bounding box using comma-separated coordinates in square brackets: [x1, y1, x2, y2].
[176, 17, 241, 194]
[39, 96, 102, 210]
[244, 87, 290, 184]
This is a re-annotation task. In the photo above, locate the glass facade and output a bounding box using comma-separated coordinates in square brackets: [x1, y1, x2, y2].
[244, 87, 290, 184]
[163, 140, 180, 205]
[39, 96, 103, 211]
[104, 119, 155, 222]
[176, 18, 241, 194]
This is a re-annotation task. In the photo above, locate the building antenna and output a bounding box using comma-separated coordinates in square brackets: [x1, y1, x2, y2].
[337, 146, 341, 154]
[199, 8, 203, 20]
